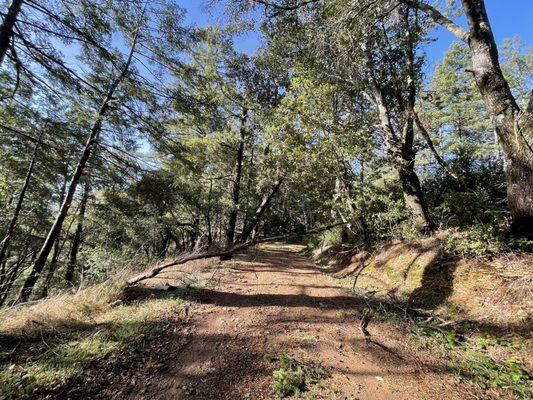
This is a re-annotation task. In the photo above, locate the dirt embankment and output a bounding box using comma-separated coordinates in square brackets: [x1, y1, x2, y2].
[312, 238, 532, 330]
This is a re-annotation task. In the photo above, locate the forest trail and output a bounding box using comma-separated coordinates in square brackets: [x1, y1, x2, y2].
[124, 243, 471, 400]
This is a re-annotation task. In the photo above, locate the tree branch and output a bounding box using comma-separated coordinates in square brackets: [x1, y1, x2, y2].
[411, 109, 464, 185]
[402, 0, 470, 43]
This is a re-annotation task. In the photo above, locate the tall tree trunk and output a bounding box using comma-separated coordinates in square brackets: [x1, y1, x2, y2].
[38, 174, 68, 299]
[238, 176, 284, 243]
[189, 215, 200, 251]
[38, 237, 62, 298]
[400, 6, 435, 233]
[0, 255, 26, 306]
[65, 181, 90, 285]
[405, 0, 533, 237]
[364, 70, 434, 233]
[0, 0, 23, 66]
[206, 180, 213, 246]
[159, 225, 172, 258]
[225, 108, 248, 248]
[398, 157, 435, 233]
[17, 29, 140, 303]
[0, 131, 41, 269]
[0, 258, 6, 288]
[461, 0, 532, 237]
[242, 147, 255, 230]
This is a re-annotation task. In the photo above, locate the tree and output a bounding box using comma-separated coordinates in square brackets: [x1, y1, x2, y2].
[17, 19, 142, 303]
[261, 1, 436, 232]
[224, 0, 532, 237]
[0, 0, 23, 65]
[401, 0, 532, 237]
[65, 181, 90, 285]
[0, 131, 40, 275]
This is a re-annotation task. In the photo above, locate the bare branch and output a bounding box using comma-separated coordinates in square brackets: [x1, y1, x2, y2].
[402, 0, 470, 43]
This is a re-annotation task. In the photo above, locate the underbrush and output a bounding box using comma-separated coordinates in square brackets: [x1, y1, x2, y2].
[263, 346, 329, 398]
[439, 224, 533, 258]
[407, 321, 532, 398]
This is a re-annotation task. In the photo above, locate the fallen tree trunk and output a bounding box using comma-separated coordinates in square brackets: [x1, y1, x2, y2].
[127, 222, 345, 285]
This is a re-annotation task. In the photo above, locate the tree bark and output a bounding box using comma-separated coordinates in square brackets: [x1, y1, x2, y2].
[206, 179, 213, 246]
[398, 158, 435, 233]
[38, 174, 69, 299]
[225, 108, 248, 248]
[0, 0, 23, 66]
[0, 131, 41, 269]
[461, 0, 532, 237]
[400, 7, 435, 233]
[65, 181, 90, 285]
[17, 28, 140, 303]
[189, 215, 201, 251]
[0, 255, 26, 306]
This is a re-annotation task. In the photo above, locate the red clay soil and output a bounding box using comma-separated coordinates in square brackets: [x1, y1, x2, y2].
[119, 243, 476, 399]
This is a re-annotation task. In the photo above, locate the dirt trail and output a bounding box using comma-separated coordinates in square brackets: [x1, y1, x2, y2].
[128, 243, 472, 400]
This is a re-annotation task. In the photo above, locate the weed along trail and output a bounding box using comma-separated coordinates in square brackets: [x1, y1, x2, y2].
[125, 243, 470, 400]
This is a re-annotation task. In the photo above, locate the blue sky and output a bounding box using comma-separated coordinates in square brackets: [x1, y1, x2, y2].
[176, 0, 533, 69]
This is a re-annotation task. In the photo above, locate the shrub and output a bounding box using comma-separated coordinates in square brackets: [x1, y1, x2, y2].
[440, 224, 533, 257]
[266, 352, 329, 398]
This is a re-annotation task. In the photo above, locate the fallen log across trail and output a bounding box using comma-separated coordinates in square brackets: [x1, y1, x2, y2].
[127, 222, 345, 285]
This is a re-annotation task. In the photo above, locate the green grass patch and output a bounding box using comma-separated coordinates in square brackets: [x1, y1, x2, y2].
[407, 323, 532, 398]
[338, 309, 351, 320]
[0, 331, 120, 399]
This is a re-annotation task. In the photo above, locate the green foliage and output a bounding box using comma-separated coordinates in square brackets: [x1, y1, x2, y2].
[268, 354, 329, 398]
[407, 323, 532, 398]
[338, 310, 350, 320]
[321, 227, 344, 248]
[263, 345, 280, 363]
[457, 354, 532, 397]
[440, 224, 533, 257]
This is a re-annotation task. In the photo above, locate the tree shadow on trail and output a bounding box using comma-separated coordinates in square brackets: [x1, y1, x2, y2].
[407, 251, 460, 310]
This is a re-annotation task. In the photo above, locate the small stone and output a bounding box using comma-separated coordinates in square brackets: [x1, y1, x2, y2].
[109, 299, 123, 308]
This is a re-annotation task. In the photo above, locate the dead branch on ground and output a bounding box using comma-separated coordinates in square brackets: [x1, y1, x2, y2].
[127, 223, 346, 285]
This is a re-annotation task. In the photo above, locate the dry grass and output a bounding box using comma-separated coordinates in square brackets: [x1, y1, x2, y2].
[0, 254, 209, 399]
[0, 270, 128, 340]
[313, 236, 532, 329]
[312, 237, 533, 398]
[0, 253, 221, 340]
